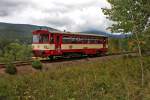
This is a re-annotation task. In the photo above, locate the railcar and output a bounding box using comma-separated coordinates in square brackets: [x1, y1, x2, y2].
[32, 30, 108, 59]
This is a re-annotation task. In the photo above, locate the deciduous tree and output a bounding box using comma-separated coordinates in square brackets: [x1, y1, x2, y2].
[102, 0, 150, 92]
[0, 43, 32, 63]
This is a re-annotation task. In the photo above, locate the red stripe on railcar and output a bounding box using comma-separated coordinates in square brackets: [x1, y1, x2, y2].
[32, 29, 108, 57]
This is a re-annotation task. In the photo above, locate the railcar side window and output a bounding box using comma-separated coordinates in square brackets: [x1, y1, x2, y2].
[62, 35, 104, 44]
[99, 38, 104, 43]
[82, 37, 88, 44]
[39, 34, 49, 43]
[63, 36, 71, 43]
[50, 34, 54, 43]
[72, 37, 78, 43]
[78, 37, 82, 43]
[88, 37, 96, 44]
[63, 36, 84, 44]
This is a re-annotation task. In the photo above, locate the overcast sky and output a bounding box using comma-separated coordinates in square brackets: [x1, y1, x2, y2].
[0, 0, 111, 32]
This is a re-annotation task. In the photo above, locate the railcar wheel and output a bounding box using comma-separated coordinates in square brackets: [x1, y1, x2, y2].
[96, 51, 102, 57]
[48, 56, 54, 61]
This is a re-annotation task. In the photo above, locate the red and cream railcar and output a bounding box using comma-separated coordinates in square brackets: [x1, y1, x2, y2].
[32, 30, 108, 58]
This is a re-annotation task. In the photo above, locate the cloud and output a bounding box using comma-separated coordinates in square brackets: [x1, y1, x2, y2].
[0, 0, 111, 32]
[0, 0, 30, 17]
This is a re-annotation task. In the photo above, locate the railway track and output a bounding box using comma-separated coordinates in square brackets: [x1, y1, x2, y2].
[0, 61, 32, 69]
[0, 51, 137, 69]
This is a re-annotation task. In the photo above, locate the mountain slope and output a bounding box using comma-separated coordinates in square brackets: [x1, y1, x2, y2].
[0, 22, 58, 43]
[0, 22, 130, 44]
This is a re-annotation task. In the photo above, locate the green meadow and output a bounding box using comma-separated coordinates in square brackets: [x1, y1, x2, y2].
[0, 56, 150, 100]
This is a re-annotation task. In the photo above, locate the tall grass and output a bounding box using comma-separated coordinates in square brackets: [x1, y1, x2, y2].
[0, 56, 150, 100]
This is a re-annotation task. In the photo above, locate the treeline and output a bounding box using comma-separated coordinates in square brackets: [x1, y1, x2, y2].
[0, 39, 32, 63]
[109, 34, 150, 53]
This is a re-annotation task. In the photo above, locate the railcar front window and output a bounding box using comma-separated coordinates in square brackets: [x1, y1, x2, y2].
[33, 35, 39, 43]
[33, 34, 49, 43]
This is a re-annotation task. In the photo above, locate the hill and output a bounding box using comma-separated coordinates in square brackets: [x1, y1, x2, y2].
[0, 22, 130, 44]
[0, 22, 58, 43]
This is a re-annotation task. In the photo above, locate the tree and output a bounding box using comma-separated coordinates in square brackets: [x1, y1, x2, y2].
[102, 0, 150, 91]
[0, 38, 12, 55]
[102, 0, 150, 33]
[0, 43, 32, 63]
[102, 0, 150, 50]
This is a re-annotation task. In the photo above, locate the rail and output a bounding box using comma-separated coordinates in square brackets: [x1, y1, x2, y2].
[0, 51, 141, 69]
[0, 60, 32, 68]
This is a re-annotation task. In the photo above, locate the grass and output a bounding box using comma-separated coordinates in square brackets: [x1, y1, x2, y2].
[0, 56, 150, 100]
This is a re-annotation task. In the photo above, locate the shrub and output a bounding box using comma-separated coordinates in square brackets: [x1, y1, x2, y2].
[32, 60, 42, 70]
[5, 63, 17, 75]
[1, 43, 32, 63]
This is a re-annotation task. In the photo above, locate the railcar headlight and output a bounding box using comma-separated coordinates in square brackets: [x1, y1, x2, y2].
[44, 45, 48, 49]
[32, 45, 34, 49]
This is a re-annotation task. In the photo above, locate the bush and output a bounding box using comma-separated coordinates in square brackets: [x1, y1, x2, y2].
[0, 43, 32, 63]
[32, 60, 42, 70]
[5, 63, 17, 75]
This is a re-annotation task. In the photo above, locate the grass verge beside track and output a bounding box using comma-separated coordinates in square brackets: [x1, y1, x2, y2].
[0, 56, 150, 99]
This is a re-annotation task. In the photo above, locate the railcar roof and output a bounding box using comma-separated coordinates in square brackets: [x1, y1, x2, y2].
[52, 31, 107, 37]
[33, 30, 108, 37]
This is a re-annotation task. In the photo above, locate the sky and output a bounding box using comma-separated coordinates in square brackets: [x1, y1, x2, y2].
[0, 0, 111, 32]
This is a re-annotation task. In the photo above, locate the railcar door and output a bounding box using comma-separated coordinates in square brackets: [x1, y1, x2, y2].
[55, 34, 62, 54]
[103, 37, 107, 48]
